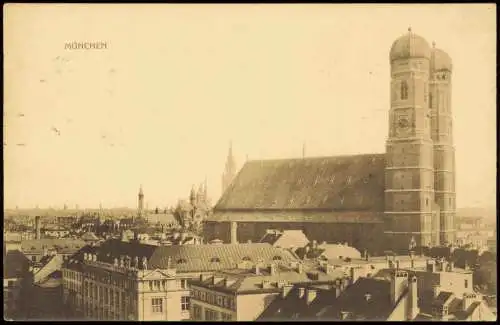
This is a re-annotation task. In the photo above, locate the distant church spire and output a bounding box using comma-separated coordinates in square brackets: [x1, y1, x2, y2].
[222, 141, 237, 195]
[138, 185, 144, 218]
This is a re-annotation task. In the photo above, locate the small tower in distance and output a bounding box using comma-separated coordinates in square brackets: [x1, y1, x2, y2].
[138, 185, 144, 219]
[221, 141, 237, 195]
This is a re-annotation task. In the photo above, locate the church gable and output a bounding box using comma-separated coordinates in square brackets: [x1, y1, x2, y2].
[215, 153, 386, 212]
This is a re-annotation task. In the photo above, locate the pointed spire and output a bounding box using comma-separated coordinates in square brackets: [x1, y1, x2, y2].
[139, 184, 144, 196]
[432, 41, 436, 48]
[408, 26, 412, 33]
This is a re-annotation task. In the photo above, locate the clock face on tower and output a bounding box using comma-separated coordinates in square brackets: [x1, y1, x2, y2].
[396, 116, 410, 136]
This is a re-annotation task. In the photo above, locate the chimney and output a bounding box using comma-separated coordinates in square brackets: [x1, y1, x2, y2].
[447, 261, 454, 272]
[391, 270, 408, 305]
[426, 260, 436, 273]
[298, 287, 306, 299]
[349, 267, 362, 285]
[334, 283, 342, 298]
[305, 288, 317, 304]
[254, 264, 261, 275]
[35, 216, 41, 240]
[432, 285, 440, 299]
[269, 264, 277, 275]
[297, 263, 304, 274]
[462, 293, 477, 311]
[395, 260, 400, 269]
[311, 240, 318, 250]
[407, 275, 419, 320]
[281, 284, 293, 298]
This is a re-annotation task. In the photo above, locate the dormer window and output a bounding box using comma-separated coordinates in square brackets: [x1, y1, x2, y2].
[177, 258, 187, 264]
[401, 81, 409, 100]
[242, 256, 251, 262]
[210, 257, 221, 263]
[272, 255, 282, 261]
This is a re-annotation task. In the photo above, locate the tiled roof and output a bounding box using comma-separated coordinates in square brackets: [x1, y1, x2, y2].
[319, 277, 393, 320]
[258, 284, 342, 320]
[192, 266, 345, 294]
[214, 154, 385, 211]
[4, 250, 30, 278]
[71, 239, 299, 273]
[20, 238, 86, 254]
[259, 230, 310, 248]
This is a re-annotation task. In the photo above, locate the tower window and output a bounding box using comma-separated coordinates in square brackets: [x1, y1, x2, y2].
[401, 81, 409, 100]
[429, 93, 433, 108]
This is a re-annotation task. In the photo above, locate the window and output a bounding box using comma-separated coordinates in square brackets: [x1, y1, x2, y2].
[401, 80, 408, 100]
[8, 281, 15, 288]
[272, 255, 282, 261]
[31, 256, 36, 262]
[426, 198, 429, 207]
[221, 313, 232, 321]
[152, 297, 163, 313]
[205, 308, 219, 321]
[193, 305, 202, 320]
[210, 257, 221, 263]
[464, 280, 468, 288]
[177, 258, 187, 264]
[429, 93, 433, 108]
[242, 256, 251, 261]
[180, 279, 188, 289]
[181, 296, 190, 311]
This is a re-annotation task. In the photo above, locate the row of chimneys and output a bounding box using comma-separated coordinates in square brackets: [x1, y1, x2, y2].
[426, 258, 455, 273]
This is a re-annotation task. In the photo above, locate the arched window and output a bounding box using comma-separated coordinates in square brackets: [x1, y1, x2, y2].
[242, 256, 251, 262]
[401, 81, 409, 100]
[272, 255, 282, 261]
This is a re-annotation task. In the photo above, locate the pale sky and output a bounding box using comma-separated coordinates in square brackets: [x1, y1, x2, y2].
[3, 4, 496, 209]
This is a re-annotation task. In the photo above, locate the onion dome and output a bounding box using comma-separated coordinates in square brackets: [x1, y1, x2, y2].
[390, 27, 431, 62]
[431, 42, 452, 71]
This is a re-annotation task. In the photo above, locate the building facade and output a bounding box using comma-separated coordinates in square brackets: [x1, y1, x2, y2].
[206, 29, 456, 254]
[61, 240, 299, 321]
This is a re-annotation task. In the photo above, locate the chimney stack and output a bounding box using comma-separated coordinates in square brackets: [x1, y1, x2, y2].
[281, 284, 293, 298]
[407, 275, 420, 320]
[462, 293, 477, 311]
[297, 262, 304, 274]
[305, 288, 317, 304]
[298, 287, 305, 299]
[432, 284, 440, 299]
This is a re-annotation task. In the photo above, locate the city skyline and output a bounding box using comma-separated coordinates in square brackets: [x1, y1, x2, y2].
[4, 4, 496, 209]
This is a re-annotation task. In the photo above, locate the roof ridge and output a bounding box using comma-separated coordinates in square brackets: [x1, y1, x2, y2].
[244, 153, 385, 164]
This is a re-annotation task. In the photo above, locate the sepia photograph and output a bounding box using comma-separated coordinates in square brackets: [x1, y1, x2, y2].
[3, 3, 497, 321]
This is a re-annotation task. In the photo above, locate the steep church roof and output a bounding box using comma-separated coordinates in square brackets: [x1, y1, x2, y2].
[214, 153, 385, 212]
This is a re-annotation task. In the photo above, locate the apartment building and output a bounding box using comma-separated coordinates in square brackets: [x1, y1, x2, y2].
[189, 261, 346, 321]
[61, 239, 298, 321]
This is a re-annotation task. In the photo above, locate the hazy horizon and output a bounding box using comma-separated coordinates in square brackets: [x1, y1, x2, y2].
[4, 4, 496, 210]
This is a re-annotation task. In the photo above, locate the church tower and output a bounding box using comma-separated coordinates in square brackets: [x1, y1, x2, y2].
[429, 42, 456, 245]
[222, 141, 237, 195]
[138, 185, 144, 218]
[385, 28, 435, 251]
